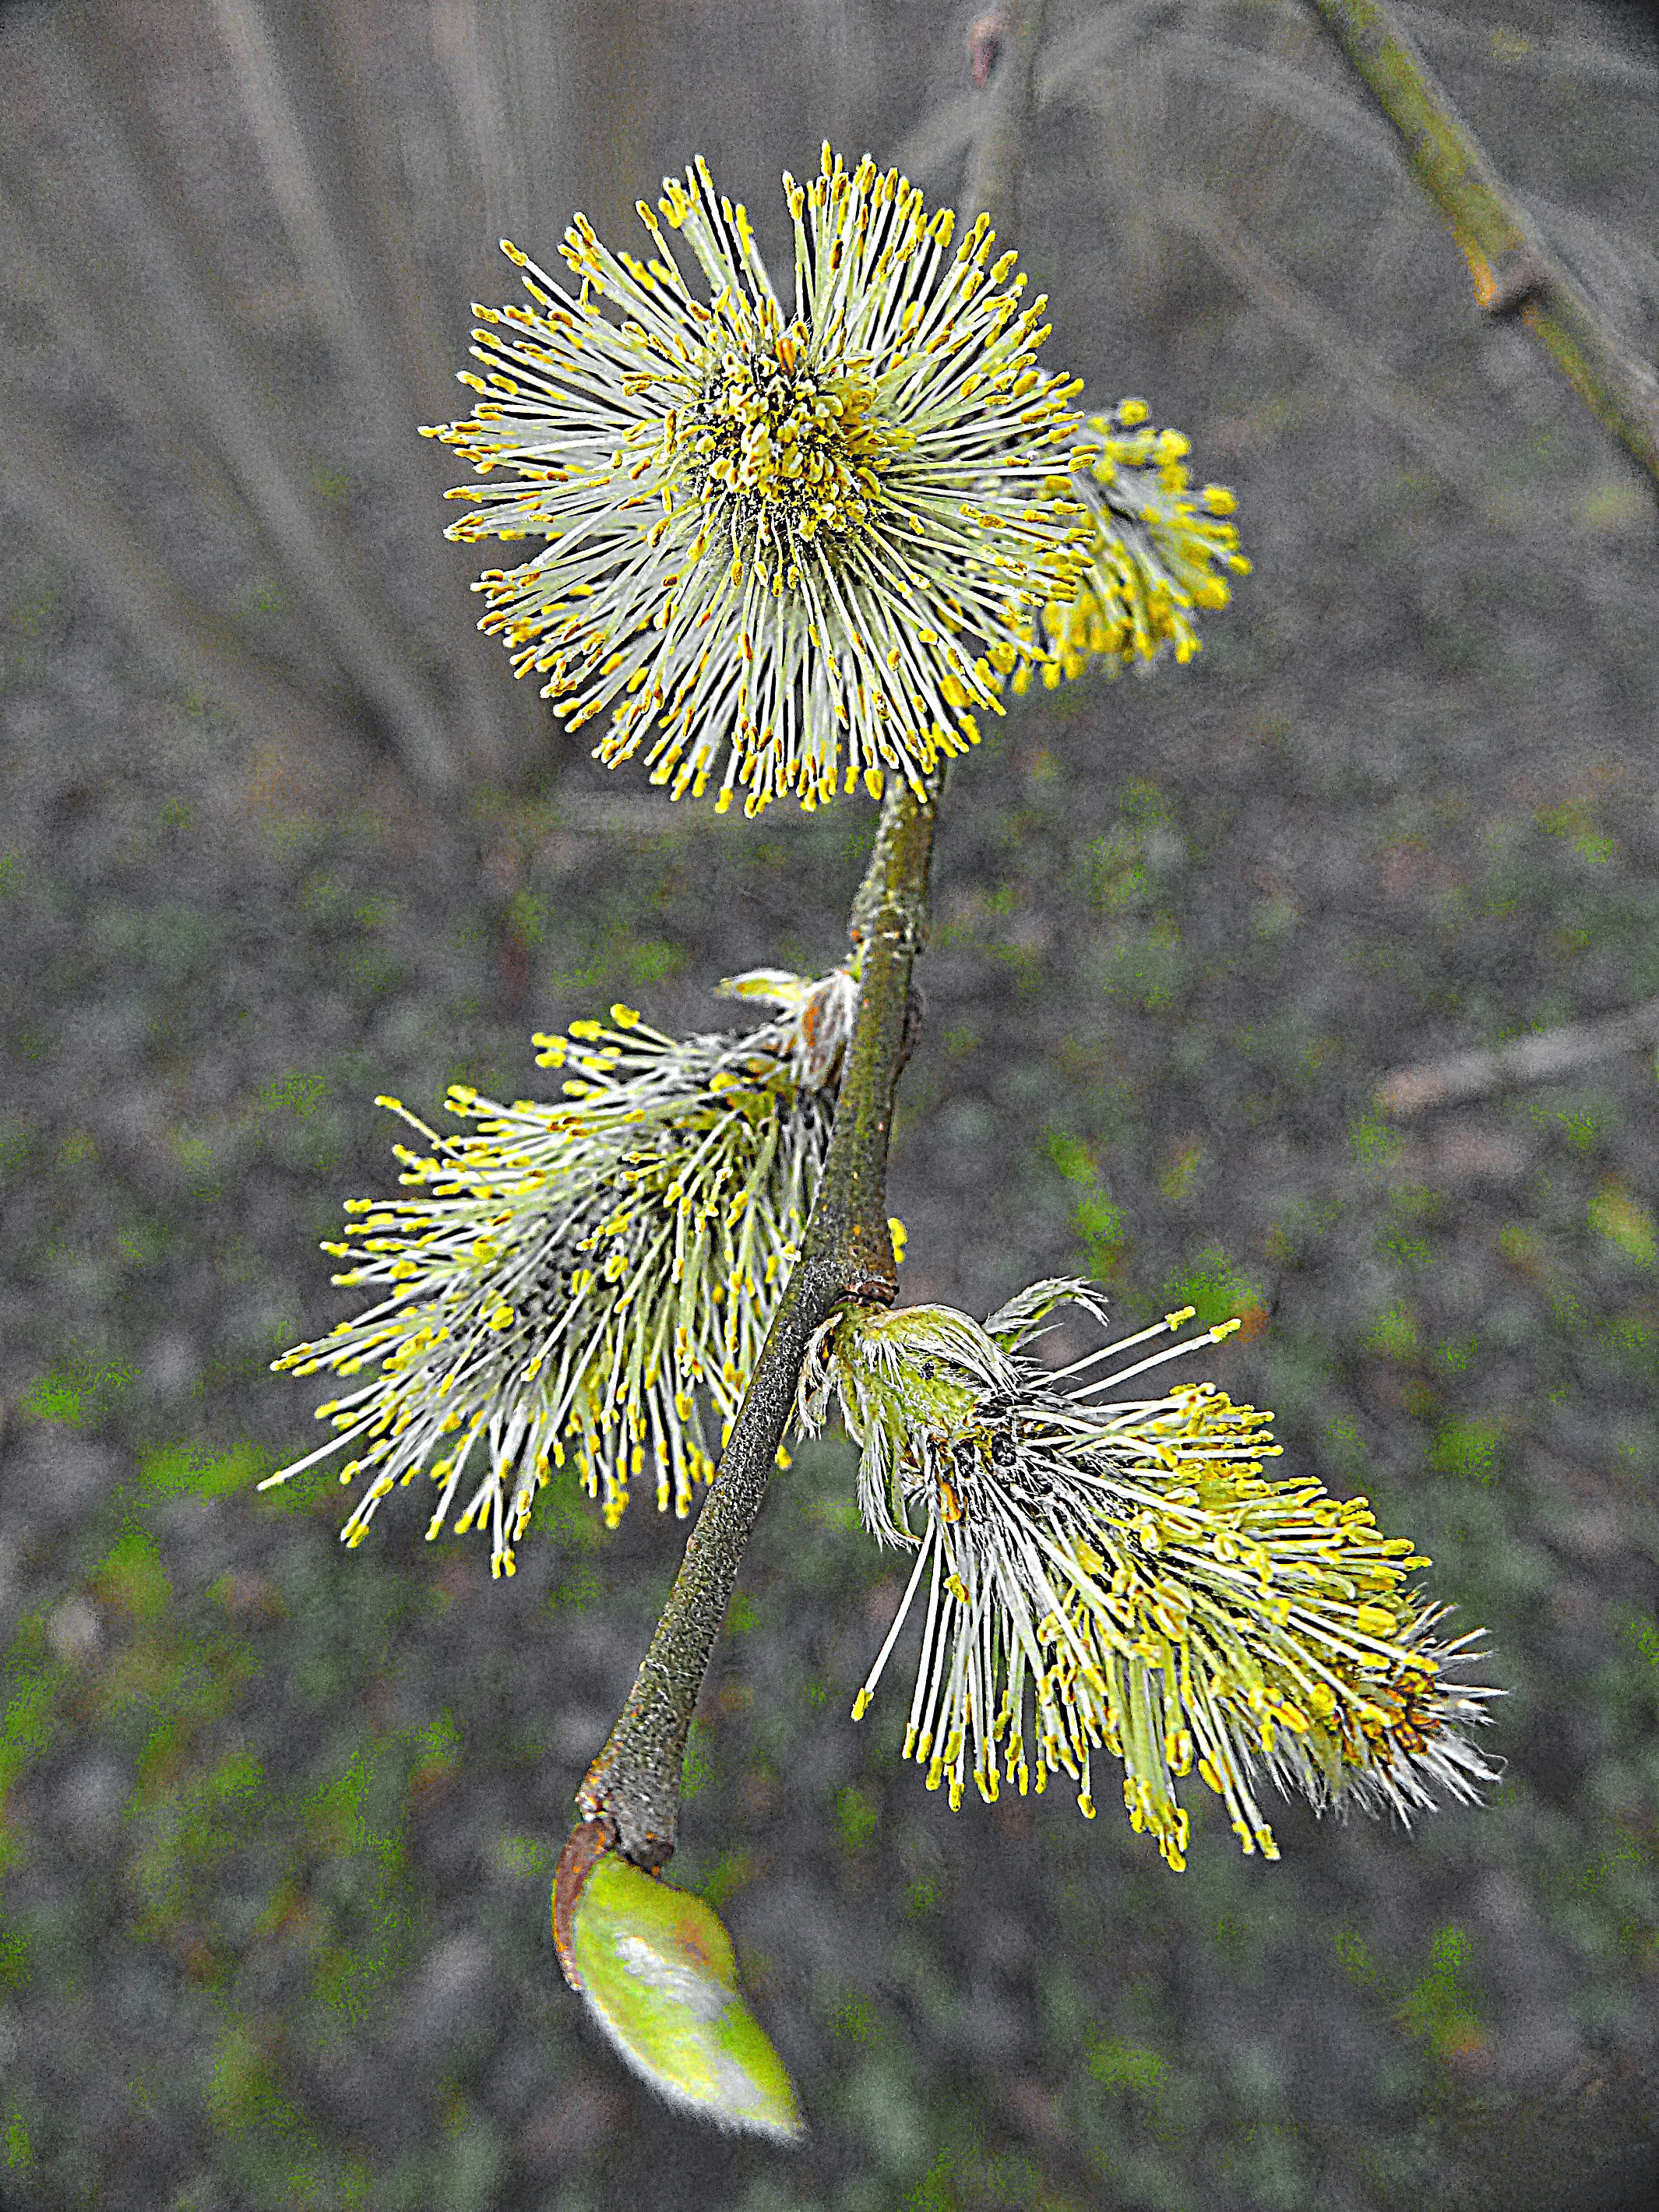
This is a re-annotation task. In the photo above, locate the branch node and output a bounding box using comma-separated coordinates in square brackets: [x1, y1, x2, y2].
[1472, 245, 1548, 319]
[845, 1259, 901, 1309]
[899, 982, 927, 1075]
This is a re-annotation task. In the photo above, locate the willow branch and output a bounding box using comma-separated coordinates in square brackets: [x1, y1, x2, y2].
[556, 0, 1048, 1913]
[1308, 0, 1659, 491]
[1378, 995, 1659, 1117]
[572, 782, 935, 1870]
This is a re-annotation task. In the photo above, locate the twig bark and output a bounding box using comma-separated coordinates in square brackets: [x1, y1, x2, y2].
[1308, 0, 1659, 493]
[1305, 0, 1659, 1116]
[1378, 995, 1659, 1116]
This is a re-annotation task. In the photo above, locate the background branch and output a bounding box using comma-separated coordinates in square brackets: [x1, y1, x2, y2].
[0, 397, 368, 770]
[204, 0, 534, 784]
[1301, 0, 1659, 1114]
[1308, 0, 1659, 492]
[1171, 190, 1488, 502]
[1378, 995, 1659, 1116]
[957, 0, 1046, 234]
[32, 13, 466, 799]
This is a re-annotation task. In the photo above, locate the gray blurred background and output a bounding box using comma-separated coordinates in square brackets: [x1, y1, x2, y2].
[4, 2, 1659, 2207]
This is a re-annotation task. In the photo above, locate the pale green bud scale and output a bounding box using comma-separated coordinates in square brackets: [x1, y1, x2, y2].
[566, 1856, 803, 2141]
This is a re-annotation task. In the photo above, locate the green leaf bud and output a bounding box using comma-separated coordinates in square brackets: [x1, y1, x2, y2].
[562, 1851, 803, 2141]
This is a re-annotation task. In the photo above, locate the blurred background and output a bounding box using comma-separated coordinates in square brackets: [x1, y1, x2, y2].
[3, 1, 1659, 2206]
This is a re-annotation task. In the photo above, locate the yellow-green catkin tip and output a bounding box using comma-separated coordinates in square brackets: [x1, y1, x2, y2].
[565, 1856, 804, 2141]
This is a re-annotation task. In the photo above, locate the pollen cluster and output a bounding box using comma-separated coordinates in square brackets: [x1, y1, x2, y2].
[684, 345, 907, 551]
[424, 146, 1092, 815]
[267, 968, 857, 1576]
[803, 1280, 1496, 1869]
[1001, 402, 1252, 692]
